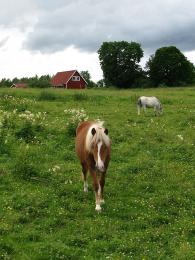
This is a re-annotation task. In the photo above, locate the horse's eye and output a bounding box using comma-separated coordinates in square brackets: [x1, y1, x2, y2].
[91, 128, 96, 136]
[104, 128, 108, 135]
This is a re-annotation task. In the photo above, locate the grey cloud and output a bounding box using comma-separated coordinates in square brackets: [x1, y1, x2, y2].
[0, 0, 36, 29]
[1, 0, 195, 54]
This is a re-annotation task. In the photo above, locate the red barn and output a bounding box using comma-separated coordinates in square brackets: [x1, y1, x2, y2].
[51, 70, 87, 89]
[11, 83, 28, 88]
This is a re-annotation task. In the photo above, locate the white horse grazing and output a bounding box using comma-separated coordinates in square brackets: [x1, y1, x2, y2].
[137, 96, 163, 115]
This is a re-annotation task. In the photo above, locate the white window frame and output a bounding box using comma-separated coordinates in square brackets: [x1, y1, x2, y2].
[72, 76, 80, 81]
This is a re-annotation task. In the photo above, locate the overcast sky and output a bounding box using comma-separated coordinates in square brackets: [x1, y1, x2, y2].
[0, 0, 195, 82]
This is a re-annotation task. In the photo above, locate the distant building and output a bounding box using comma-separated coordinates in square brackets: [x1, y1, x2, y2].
[51, 70, 87, 89]
[11, 83, 28, 88]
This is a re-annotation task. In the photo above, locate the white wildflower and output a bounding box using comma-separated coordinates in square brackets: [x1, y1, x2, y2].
[64, 108, 88, 125]
[177, 135, 184, 141]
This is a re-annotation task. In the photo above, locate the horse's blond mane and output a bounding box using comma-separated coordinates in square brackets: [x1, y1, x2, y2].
[85, 121, 110, 152]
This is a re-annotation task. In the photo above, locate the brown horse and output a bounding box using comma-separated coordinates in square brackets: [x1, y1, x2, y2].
[75, 121, 111, 211]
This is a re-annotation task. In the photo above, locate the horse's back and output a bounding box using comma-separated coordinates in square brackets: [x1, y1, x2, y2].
[140, 96, 160, 105]
[140, 96, 157, 101]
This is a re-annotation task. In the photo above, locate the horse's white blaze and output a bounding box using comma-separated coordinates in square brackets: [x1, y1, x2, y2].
[97, 141, 104, 171]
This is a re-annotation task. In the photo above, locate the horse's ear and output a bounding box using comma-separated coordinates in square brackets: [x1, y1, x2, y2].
[104, 128, 108, 135]
[91, 128, 96, 136]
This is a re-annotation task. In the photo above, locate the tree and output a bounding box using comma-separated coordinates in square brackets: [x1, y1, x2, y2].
[38, 75, 52, 88]
[98, 41, 144, 88]
[96, 79, 105, 88]
[27, 75, 51, 88]
[0, 75, 52, 88]
[0, 78, 12, 87]
[146, 46, 195, 86]
[80, 70, 96, 88]
[12, 77, 19, 84]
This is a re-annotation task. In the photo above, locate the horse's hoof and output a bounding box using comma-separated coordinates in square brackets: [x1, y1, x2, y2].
[84, 188, 88, 193]
[95, 205, 101, 212]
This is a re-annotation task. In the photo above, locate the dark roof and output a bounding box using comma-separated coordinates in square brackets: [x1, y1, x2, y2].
[51, 70, 76, 86]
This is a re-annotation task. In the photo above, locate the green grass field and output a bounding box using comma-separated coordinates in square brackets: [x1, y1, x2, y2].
[0, 87, 195, 259]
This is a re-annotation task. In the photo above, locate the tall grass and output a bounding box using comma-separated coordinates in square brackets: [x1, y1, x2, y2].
[0, 87, 195, 259]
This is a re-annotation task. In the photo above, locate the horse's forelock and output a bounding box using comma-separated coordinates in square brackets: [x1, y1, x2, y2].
[86, 123, 110, 152]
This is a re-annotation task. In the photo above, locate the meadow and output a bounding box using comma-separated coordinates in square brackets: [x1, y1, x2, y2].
[0, 87, 195, 259]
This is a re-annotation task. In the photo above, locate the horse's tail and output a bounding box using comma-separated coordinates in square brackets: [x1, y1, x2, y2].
[137, 97, 142, 107]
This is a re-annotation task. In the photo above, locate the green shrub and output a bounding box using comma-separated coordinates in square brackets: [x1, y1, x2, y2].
[65, 122, 77, 137]
[0, 242, 15, 259]
[16, 103, 28, 112]
[0, 122, 10, 154]
[13, 148, 41, 180]
[38, 91, 57, 101]
[0, 135, 9, 154]
[64, 108, 88, 136]
[72, 93, 88, 101]
[15, 122, 36, 142]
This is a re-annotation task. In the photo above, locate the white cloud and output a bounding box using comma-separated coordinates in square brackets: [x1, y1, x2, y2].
[0, 36, 9, 48]
[0, 28, 102, 81]
[185, 50, 195, 65]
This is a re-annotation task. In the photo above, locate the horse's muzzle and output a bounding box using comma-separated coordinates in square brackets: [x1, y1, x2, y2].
[96, 162, 105, 173]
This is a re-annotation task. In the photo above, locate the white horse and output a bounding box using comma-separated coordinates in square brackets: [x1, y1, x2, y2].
[137, 96, 163, 115]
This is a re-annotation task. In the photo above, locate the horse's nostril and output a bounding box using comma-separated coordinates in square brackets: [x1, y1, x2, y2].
[95, 163, 104, 172]
[99, 165, 104, 172]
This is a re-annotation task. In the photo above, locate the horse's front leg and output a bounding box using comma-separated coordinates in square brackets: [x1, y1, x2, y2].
[81, 162, 88, 192]
[137, 105, 141, 115]
[99, 172, 106, 204]
[90, 169, 101, 211]
[154, 106, 158, 116]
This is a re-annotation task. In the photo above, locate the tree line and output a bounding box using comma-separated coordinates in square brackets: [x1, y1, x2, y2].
[0, 72, 97, 89]
[0, 75, 52, 88]
[1, 41, 195, 88]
